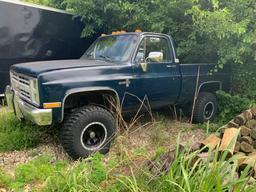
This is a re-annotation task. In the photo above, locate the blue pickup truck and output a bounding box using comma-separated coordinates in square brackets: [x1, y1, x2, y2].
[5, 32, 230, 159]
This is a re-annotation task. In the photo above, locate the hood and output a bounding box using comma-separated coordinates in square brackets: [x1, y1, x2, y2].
[11, 59, 115, 77]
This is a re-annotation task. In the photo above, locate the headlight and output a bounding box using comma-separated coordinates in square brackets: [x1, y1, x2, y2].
[30, 78, 40, 105]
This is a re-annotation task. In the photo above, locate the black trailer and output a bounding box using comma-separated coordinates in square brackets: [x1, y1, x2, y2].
[0, 0, 96, 96]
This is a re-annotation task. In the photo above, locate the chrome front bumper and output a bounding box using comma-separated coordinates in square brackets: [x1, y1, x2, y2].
[5, 85, 52, 126]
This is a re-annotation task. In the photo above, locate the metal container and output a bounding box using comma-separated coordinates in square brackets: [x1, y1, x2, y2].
[0, 0, 96, 95]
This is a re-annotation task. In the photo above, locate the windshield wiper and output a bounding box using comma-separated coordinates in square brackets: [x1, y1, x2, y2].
[98, 55, 113, 62]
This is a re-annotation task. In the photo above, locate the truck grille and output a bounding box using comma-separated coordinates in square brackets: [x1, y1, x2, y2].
[10, 72, 32, 102]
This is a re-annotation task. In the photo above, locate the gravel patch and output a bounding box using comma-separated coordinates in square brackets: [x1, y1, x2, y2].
[0, 133, 70, 173]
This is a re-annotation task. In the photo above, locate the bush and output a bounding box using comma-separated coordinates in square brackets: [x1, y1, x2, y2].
[216, 91, 255, 123]
[0, 108, 42, 152]
[231, 64, 256, 100]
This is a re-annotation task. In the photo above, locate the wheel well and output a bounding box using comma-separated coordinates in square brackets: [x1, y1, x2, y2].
[64, 90, 119, 113]
[198, 82, 221, 93]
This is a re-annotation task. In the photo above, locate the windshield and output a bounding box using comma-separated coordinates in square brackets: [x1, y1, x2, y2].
[82, 34, 138, 62]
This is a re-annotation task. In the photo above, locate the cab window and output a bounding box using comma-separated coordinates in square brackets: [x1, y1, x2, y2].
[135, 36, 172, 63]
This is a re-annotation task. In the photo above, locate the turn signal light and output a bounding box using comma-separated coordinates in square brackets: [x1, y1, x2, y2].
[43, 102, 61, 109]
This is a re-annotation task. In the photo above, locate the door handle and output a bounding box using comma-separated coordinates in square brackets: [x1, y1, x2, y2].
[166, 65, 176, 68]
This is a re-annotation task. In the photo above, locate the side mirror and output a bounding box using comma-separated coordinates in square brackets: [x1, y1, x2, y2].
[146, 52, 163, 62]
[175, 58, 180, 63]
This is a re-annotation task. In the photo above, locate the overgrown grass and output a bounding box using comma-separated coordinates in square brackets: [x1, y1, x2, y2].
[0, 101, 255, 191]
[0, 107, 42, 152]
[1, 145, 255, 191]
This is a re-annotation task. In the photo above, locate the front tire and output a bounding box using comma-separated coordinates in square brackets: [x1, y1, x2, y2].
[193, 92, 217, 123]
[60, 106, 116, 159]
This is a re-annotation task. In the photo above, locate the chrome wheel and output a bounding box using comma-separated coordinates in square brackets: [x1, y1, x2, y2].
[203, 101, 214, 120]
[80, 122, 107, 151]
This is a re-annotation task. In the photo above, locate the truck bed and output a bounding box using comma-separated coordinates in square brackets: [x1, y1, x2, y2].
[177, 63, 231, 104]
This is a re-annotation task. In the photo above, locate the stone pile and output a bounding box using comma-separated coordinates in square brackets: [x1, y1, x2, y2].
[199, 107, 256, 177]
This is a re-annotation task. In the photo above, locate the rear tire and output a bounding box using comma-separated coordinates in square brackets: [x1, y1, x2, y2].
[193, 92, 217, 123]
[60, 105, 116, 159]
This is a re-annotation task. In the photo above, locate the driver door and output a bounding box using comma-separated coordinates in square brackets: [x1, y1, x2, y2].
[132, 36, 181, 108]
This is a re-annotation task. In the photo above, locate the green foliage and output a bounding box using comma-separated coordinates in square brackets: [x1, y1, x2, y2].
[0, 155, 67, 190]
[15, 156, 66, 182]
[197, 122, 222, 134]
[231, 64, 256, 100]
[216, 91, 255, 123]
[23, 0, 66, 9]
[13, 155, 67, 190]
[23, 0, 51, 6]
[64, 0, 196, 52]
[45, 153, 107, 191]
[0, 169, 12, 188]
[0, 108, 42, 152]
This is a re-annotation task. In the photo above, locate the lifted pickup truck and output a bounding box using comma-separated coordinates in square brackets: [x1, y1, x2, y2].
[5, 32, 230, 159]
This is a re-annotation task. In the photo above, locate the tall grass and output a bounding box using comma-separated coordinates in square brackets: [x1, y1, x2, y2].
[0, 103, 255, 191]
[1, 142, 255, 191]
[0, 107, 42, 151]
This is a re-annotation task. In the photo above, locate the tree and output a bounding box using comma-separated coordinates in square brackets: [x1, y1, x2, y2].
[24, 0, 256, 99]
[188, 0, 256, 98]
[23, 0, 66, 9]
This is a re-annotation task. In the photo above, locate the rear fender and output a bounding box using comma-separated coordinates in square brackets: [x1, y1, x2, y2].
[198, 81, 222, 94]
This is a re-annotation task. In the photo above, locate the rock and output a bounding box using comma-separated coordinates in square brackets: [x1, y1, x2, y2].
[240, 141, 254, 153]
[240, 126, 251, 136]
[234, 115, 247, 126]
[147, 149, 175, 175]
[234, 142, 241, 152]
[191, 152, 214, 165]
[238, 154, 256, 177]
[253, 140, 256, 149]
[241, 136, 253, 145]
[248, 152, 256, 157]
[190, 142, 202, 152]
[250, 107, 256, 118]
[233, 152, 247, 164]
[246, 120, 256, 129]
[251, 128, 256, 140]
[227, 121, 239, 128]
[243, 110, 253, 121]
